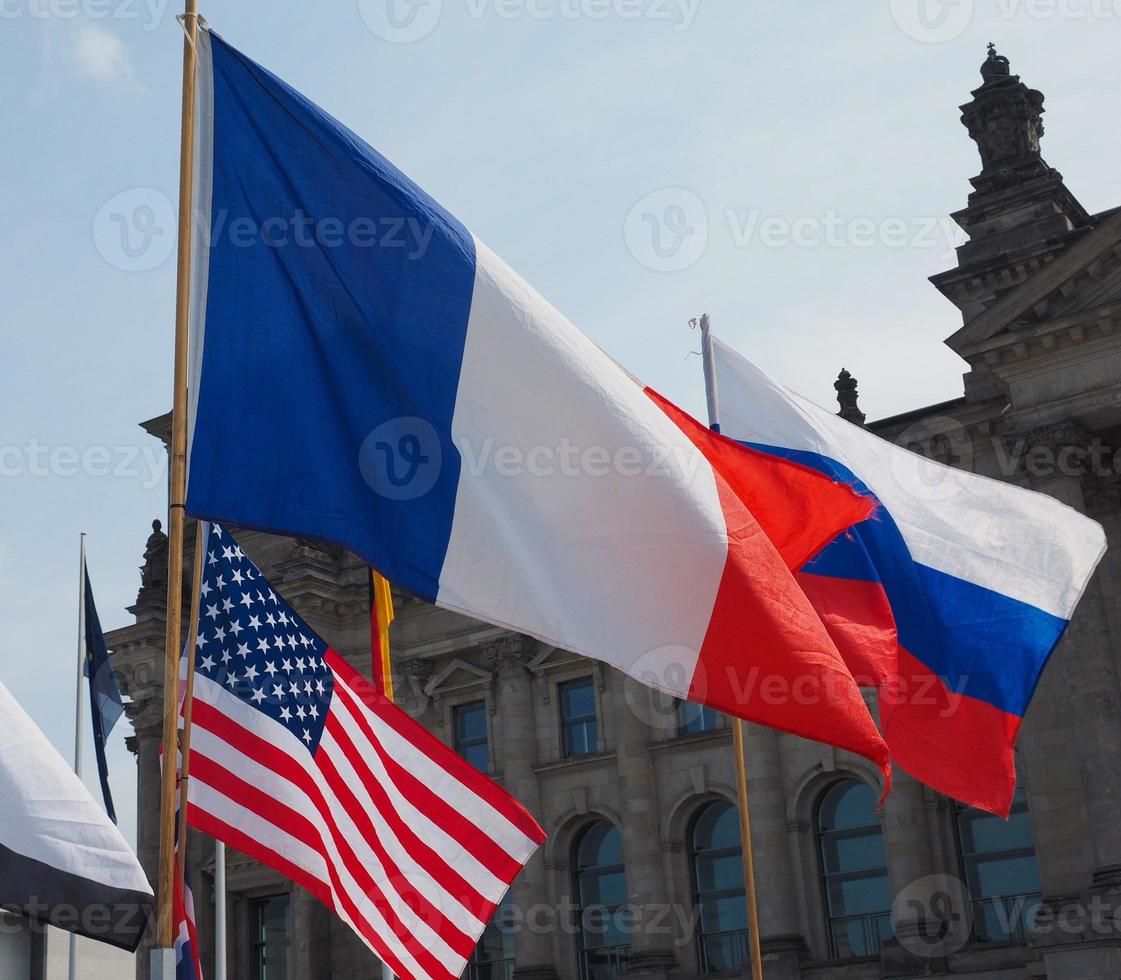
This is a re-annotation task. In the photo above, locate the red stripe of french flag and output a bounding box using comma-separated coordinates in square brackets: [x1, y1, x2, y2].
[646, 389, 890, 780]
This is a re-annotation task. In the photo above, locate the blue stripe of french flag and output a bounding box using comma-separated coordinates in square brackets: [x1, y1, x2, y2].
[182, 29, 890, 773]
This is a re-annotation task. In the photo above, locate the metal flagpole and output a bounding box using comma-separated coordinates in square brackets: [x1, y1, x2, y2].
[214, 841, 226, 980]
[70, 533, 87, 980]
[693, 313, 765, 980]
[155, 0, 199, 972]
[175, 523, 206, 869]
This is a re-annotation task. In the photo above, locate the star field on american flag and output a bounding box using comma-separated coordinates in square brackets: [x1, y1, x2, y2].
[193, 524, 334, 752]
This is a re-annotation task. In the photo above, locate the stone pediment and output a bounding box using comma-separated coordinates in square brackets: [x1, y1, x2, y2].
[424, 657, 494, 700]
[947, 208, 1121, 359]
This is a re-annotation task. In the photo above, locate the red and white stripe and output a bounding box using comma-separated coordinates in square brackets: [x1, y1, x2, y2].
[186, 650, 544, 980]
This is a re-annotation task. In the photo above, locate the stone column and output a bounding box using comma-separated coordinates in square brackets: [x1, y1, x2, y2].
[291, 885, 332, 979]
[1026, 424, 1121, 889]
[744, 727, 806, 980]
[128, 706, 165, 980]
[878, 771, 943, 976]
[487, 638, 558, 980]
[613, 683, 677, 978]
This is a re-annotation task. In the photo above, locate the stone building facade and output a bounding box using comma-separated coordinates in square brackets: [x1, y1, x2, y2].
[108, 46, 1121, 980]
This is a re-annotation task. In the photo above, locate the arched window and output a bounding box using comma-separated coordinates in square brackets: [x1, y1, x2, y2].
[816, 780, 892, 959]
[572, 821, 630, 980]
[955, 785, 1042, 942]
[690, 801, 748, 975]
[466, 898, 516, 980]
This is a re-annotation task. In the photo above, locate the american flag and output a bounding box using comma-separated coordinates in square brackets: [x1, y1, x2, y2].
[182, 524, 545, 980]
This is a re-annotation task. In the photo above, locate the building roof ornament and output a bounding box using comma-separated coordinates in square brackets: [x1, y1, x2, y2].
[960, 42, 1051, 194]
[835, 368, 866, 426]
[981, 41, 1011, 83]
[137, 518, 168, 606]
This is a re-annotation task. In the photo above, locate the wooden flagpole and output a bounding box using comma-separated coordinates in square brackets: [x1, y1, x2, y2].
[732, 721, 765, 980]
[156, 0, 199, 956]
[693, 313, 765, 980]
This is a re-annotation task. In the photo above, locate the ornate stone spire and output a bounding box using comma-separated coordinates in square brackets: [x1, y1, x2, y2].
[835, 368, 865, 425]
[931, 44, 1091, 326]
[960, 43, 1051, 194]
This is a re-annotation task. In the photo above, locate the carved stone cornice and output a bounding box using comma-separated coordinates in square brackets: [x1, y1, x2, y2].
[1016, 420, 1090, 455]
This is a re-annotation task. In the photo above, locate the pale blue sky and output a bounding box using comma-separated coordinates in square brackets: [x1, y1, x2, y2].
[2, 1, 1119, 847]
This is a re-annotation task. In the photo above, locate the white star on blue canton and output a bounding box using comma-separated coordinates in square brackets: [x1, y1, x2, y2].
[194, 524, 334, 756]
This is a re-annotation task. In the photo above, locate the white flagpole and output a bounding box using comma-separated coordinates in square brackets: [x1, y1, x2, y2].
[69, 533, 87, 980]
[697, 312, 721, 434]
[214, 841, 226, 980]
[691, 314, 764, 980]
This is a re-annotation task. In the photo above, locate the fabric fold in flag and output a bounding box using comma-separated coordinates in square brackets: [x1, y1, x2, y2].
[0, 679, 152, 951]
[83, 564, 124, 823]
[182, 524, 546, 980]
[183, 28, 889, 776]
[709, 336, 1107, 817]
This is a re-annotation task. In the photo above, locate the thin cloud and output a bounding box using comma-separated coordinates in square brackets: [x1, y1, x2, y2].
[71, 24, 133, 82]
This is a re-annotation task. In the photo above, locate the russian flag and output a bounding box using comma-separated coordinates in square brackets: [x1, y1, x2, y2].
[710, 336, 1107, 816]
[173, 850, 202, 980]
[182, 29, 888, 773]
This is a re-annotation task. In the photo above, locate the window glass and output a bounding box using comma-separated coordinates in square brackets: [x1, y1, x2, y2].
[676, 700, 718, 736]
[252, 894, 292, 980]
[690, 801, 748, 975]
[816, 781, 891, 959]
[560, 678, 598, 757]
[466, 899, 517, 980]
[454, 700, 489, 772]
[955, 786, 1042, 943]
[573, 821, 630, 980]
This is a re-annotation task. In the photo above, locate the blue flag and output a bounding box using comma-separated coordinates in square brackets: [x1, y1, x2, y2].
[83, 568, 124, 823]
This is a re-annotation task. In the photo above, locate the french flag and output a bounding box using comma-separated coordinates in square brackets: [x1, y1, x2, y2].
[182, 29, 888, 773]
[710, 336, 1107, 816]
